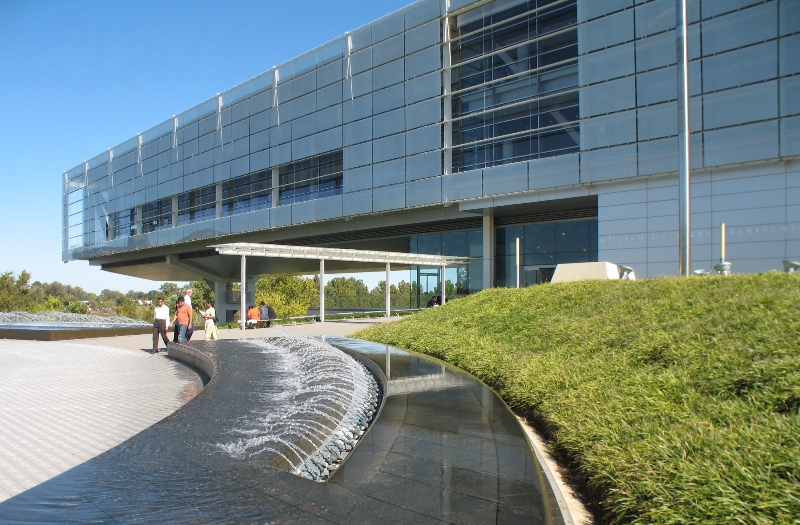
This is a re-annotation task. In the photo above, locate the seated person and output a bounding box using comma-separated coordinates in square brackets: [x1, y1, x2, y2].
[246, 305, 260, 327]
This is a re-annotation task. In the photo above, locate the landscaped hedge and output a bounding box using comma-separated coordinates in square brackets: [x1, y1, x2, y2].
[353, 273, 800, 524]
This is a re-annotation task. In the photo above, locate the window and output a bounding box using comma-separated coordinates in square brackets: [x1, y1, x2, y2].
[66, 177, 85, 249]
[142, 198, 172, 233]
[112, 208, 136, 239]
[494, 217, 597, 286]
[178, 185, 216, 225]
[222, 170, 271, 216]
[278, 150, 343, 205]
[450, 0, 579, 172]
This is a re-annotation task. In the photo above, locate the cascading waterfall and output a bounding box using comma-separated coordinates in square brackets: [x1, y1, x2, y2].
[215, 332, 379, 481]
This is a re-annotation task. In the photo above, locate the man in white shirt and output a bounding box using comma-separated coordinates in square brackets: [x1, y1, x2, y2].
[183, 289, 193, 308]
[153, 297, 170, 354]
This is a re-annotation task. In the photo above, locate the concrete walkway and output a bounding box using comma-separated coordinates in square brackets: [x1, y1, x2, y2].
[0, 340, 202, 503]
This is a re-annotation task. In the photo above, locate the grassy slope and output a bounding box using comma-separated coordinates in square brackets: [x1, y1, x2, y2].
[353, 273, 800, 525]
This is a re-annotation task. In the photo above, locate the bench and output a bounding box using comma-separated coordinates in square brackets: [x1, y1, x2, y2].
[245, 319, 274, 329]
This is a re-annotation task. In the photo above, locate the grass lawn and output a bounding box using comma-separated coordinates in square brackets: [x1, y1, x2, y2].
[352, 273, 800, 525]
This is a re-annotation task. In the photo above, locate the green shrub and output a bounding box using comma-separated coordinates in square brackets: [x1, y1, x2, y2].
[65, 300, 90, 314]
[354, 273, 800, 525]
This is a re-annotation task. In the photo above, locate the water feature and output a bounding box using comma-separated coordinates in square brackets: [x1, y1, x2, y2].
[214, 332, 380, 481]
[0, 311, 151, 340]
[0, 334, 559, 523]
[0, 311, 150, 328]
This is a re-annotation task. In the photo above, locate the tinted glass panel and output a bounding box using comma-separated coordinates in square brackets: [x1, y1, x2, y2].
[222, 170, 272, 216]
[278, 150, 343, 205]
[450, 0, 578, 172]
[495, 218, 597, 286]
[142, 198, 173, 233]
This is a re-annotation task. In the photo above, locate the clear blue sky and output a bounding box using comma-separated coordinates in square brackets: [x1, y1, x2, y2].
[0, 0, 412, 294]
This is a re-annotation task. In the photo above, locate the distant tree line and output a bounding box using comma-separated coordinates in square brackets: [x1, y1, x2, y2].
[0, 270, 213, 322]
[1, 269, 461, 323]
[253, 274, 460, 320]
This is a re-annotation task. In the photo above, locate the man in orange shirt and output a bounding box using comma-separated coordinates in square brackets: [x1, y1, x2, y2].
[246, 304, 260, 328]
[175, 297, 194, 342]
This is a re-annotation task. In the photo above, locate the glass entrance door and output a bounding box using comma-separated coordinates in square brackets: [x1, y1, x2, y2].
[522, 266, 556, 286]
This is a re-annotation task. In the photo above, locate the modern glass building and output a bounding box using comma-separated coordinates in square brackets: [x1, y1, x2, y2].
[63, 0, 799, 317]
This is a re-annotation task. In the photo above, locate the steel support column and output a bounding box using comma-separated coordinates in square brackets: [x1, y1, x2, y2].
[677, 0, 692, 275]
[240, 255, 246, 330]
[385, 262, 391, 317]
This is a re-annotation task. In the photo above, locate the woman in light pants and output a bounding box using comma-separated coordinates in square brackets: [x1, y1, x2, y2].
[200, 300, 219, 341]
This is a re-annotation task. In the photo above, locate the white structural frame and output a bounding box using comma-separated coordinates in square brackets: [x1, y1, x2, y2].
[212, 242, 472, 329]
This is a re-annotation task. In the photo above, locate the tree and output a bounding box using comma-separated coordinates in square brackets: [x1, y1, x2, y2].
[66, 301, 90, 314]
[369, 280, 410, 308]
[99, 289, 124, 309]
[255, 274, 318, 318]
[115, 297, 145, 320]
[324, 277, 369, 308]
[40, 295, 66, 312]
[0, 270, 31, 312]
[188, 279, 214, 308]
[158, 282, 181, 298]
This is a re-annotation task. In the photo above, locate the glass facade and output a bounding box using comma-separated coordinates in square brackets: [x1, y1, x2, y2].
[410, 229, 483, 305]
[450, 0, 579, 172]
[65, 169, 85, 250]
[61, 0, 800, 282]
[142, 198, 172, 233]
[222, 170, 271, 217]
[178, 185, 216, 226]
[495, 218, 597, 287]
[112, 208, 136, 239]
[278, 151, 343, 205]
[409, 216, 596, 293]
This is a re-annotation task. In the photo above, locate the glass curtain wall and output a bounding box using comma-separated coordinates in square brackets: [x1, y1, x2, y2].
[178, 185, 216, 225]
[278, 150, 343, 205]
[65, 171, 85, 249]
[450, 0, 579, 172]
[222, 170, 271, 216]
[112, 208, 136, 239]
[411, 230, 483, 307]
[141, 198, 172, 233]
[495, 218, 597, 287]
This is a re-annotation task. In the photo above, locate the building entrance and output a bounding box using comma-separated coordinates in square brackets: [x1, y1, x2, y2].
[522, 266, 556, 286]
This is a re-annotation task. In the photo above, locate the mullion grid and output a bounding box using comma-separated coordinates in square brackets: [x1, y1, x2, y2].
[178, 185, 216, 225]
[278, 151, 343, 205]
[222, 170, 271, 216]
[450, 0, 578, 173]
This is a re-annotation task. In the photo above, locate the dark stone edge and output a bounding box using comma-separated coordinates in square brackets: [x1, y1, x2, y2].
[0, 326, 152, 341]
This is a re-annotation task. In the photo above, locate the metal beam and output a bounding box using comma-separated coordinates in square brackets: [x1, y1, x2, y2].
[212, 242, 471, 267]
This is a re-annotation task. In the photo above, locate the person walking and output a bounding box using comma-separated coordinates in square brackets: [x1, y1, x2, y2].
[183, 288, 193, 308]
[152, 297, 170, 354]
[173, 297, 193, 342]
[170, 299, 181, 342]
[199, 300, 219, 340]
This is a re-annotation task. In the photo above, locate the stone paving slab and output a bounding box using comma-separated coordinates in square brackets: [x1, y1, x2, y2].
[0, 340, 202, 503]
